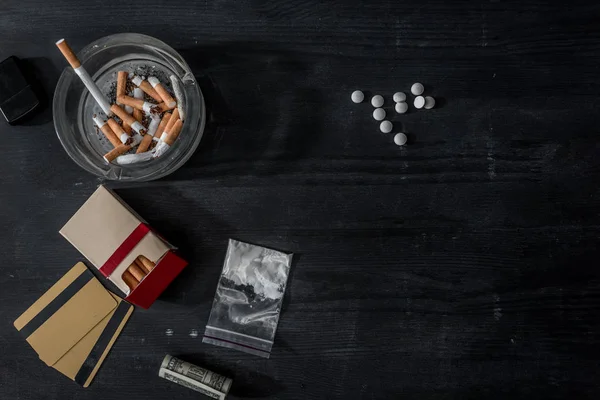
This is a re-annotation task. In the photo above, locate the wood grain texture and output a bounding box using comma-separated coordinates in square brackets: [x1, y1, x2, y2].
[1, 0, 600, 399]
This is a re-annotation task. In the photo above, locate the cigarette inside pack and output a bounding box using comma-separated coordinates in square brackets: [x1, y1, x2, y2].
[59, 185, 187, 308]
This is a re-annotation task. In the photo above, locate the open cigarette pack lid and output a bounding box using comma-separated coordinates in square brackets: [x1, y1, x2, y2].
[14, 262, 134, 387]
[60, 185, 187, 308]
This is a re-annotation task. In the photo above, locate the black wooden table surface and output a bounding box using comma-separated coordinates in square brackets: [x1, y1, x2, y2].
[1, 1, 600, 399]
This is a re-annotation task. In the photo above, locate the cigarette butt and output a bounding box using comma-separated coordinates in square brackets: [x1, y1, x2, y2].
[170, 75, 185, 122]
[153, 141, 170, 158]
[93, 116, 121, 148]
[128, 262, 146, 281]
[104, 144, 131, 163]
[136, 116, 161, 153]
[117, 95, 160, 114]
[133, 109, 143, 123]
[55, 39, 81, 69]
[157, 102, 175, 112]
[132, 88, 145, 122]
[122, 270, 139, 291]
[155, 113, 171, 138]
[136, 135, 153, 153]
[106, 118, 130, 144]
[111, 104, 146, 135]
[148, 77, 177, 108]
[122, 121, 132, 135]
[132, 75, 162, 102]
[117, 71, 128, 98]
[137, 255, 156, 273]
[162, 108, 179, 136]
[165, 119, 183, 146]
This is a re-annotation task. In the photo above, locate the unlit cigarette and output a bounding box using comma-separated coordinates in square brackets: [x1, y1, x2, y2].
[170, 75, 185, 121]
[117, 71, 128, 97]
[122, 270, 138, 291]
[128, 262, 146, 281]
[138, 255, 155, 273]
[93, 116, 121, 148]
[56, 39, 112, 116]
[104, 144, 131, 163]
[164, 119, 183, 146]
[106, 118, 130, 144]
[118, 95, 160, 114]
[111, 104, 146, 136]
[148, 77, 176, 108]
[132, 75, 162, 102]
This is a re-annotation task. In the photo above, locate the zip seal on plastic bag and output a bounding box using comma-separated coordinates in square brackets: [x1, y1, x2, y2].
[203, 239, 293, 358]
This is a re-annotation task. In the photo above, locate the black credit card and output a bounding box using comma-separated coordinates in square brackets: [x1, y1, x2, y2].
[0, 56, 39, 124]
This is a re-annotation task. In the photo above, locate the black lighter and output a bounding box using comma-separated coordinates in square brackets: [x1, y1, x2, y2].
[0, 56, 39, 124]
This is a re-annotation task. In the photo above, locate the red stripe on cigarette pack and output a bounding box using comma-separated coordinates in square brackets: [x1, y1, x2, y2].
[99, 223, 150, 277]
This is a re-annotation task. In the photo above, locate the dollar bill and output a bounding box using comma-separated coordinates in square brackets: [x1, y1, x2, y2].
[159, 355, 232, 399]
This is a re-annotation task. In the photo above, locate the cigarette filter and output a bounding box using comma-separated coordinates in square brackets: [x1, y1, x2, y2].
[116, 71, 128, 98]
[164, 119, 183, 146]
[155, 113, 171, 139]
[93, 116, 121, 148]
[103, 144, 131, 163]
[160, 108, 179, 141]
[170, 75, 185, 121]
[131, 75, 162, 102]
[132, 88, 144, 122]
[122, 122, 133, 135]
[127, 262, 146, 281]
[56, 39, 112, 116]
[136, 116, 161, 153]
[134, 259, 149, 274]
[106, 118, 130, 144]
[159, 355, 232, 400]
[110, 104, 146, 136]
[148, 77, 176, 108]
[122, 270, 138, 291]
[117, 95, 159, 114]
[138, 255, 156, 273]
[157, 102, 175, 112]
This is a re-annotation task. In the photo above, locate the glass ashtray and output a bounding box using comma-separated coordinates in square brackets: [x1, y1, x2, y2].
[53, 33, 205, 181]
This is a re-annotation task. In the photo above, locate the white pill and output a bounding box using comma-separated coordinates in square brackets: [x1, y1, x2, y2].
[393, 92, 406, 102]
[414, 96, 425, 109]
[379, 120, 393, 133]
[424, 96, 435, 109]
[351, 90, 364, 103]
[395, 102, 408, 114]
[371, 95, 384, 108]
[373, 108, 386, 121]
[411, 83, 424, 95]
[394, 133, 408, 146]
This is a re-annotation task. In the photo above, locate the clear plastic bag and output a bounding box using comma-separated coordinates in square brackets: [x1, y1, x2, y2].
[203, 239, 293, 358]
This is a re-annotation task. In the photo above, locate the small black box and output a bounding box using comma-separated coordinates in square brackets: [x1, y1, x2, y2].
[0, 56, 39, 124]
